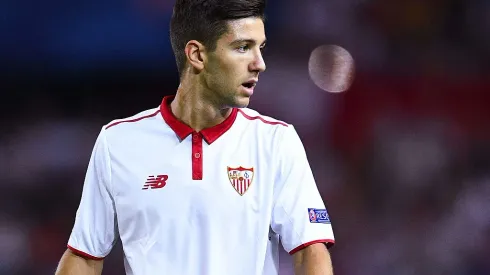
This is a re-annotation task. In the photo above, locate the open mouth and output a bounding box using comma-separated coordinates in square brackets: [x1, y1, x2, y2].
[242, 82, 256, 89]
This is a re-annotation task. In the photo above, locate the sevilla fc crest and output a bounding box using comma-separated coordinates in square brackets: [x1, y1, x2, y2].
[227, 166, 254, 196]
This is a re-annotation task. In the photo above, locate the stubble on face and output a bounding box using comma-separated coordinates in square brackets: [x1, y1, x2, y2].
[201, 18, 266, 109]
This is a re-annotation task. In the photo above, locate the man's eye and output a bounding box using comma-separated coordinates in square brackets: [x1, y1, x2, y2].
[237, 45, 249, 52]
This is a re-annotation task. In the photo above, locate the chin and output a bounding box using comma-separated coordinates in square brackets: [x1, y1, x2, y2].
[231, 96, 251, 108]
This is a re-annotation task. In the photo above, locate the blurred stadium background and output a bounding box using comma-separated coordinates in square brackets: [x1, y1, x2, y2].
[1, 0, 490, 274]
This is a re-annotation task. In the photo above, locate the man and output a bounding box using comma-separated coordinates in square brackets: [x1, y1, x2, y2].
[56, 0, 335, 274]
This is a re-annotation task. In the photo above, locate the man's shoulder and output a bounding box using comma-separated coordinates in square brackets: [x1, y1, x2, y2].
[103, 107, 161, 132]
[236, 108, 289, 128]
[236, 108, 299, 151]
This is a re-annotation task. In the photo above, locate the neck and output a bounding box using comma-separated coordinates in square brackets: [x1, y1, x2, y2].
[170, 82, 232, 132]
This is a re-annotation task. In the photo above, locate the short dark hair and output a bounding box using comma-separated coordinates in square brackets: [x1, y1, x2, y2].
[170, 0, 266, 78]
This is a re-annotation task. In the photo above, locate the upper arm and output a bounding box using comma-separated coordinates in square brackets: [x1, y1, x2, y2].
[67, 128, 118, 259]
[56, 249, 104, 275]
[293, 243, 332, 275]
[293, 243, 330, 264]
[271, 126, 335, 254]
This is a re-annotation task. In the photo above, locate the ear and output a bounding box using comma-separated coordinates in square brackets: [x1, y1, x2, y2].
[185, 40, 206, 72]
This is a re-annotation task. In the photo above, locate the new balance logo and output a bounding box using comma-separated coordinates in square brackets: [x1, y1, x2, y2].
[142, 175, 168, 190]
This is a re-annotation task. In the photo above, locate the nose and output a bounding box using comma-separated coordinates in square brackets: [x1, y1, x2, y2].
[249, 50, 266, 73]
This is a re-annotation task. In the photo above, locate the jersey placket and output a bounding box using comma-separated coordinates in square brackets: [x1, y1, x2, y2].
[192, 132, 203, 180]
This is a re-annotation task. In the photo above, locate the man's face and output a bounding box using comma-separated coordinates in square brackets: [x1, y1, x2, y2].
[202, 17, 267, 108]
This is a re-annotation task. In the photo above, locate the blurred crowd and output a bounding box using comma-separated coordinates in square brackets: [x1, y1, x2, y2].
[1, 0, 489, 274]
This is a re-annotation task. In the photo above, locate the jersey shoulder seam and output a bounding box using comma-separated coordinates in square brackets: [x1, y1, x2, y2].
[105, 108, 160, 130]
[237, 108, 289, 127]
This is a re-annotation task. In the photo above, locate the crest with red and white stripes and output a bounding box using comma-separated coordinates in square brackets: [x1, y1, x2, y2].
[227, 166, 254, 196]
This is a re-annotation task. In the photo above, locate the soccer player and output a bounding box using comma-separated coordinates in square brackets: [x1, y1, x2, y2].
[55, 0, 335, 274]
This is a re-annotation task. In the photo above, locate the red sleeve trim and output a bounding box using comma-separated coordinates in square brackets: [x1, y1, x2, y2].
[67, 245, 105, 260]
[289, 239, 335, 255]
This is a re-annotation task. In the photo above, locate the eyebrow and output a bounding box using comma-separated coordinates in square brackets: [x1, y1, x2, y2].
[231, 38, 267, 46]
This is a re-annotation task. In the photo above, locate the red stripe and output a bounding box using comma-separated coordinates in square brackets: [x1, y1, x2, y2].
[105, 110, 160, 130]
[289, 239, 335, 255]
[192, 132, 203, 180]
[67, 245, 105, 260]
[237, 109, 288, 127]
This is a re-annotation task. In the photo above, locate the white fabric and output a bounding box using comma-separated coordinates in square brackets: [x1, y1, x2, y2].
[68, 105, 334, 275]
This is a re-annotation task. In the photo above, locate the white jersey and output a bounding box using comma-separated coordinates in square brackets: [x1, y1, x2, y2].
[67, 96, 335, 275]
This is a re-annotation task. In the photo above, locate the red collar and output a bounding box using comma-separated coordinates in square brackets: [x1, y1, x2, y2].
[160, 95, 238, 144]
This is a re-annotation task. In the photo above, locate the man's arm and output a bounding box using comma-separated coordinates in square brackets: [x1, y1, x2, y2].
[60, 128, 116, 274]
[293, 243, 333, 275]
[271, 126, 336, 273]
[55, 249, 104, 275]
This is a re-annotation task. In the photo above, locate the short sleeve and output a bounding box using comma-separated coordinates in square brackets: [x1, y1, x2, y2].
[67, 128, 117, 259]
[271, 126, 335, 254]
